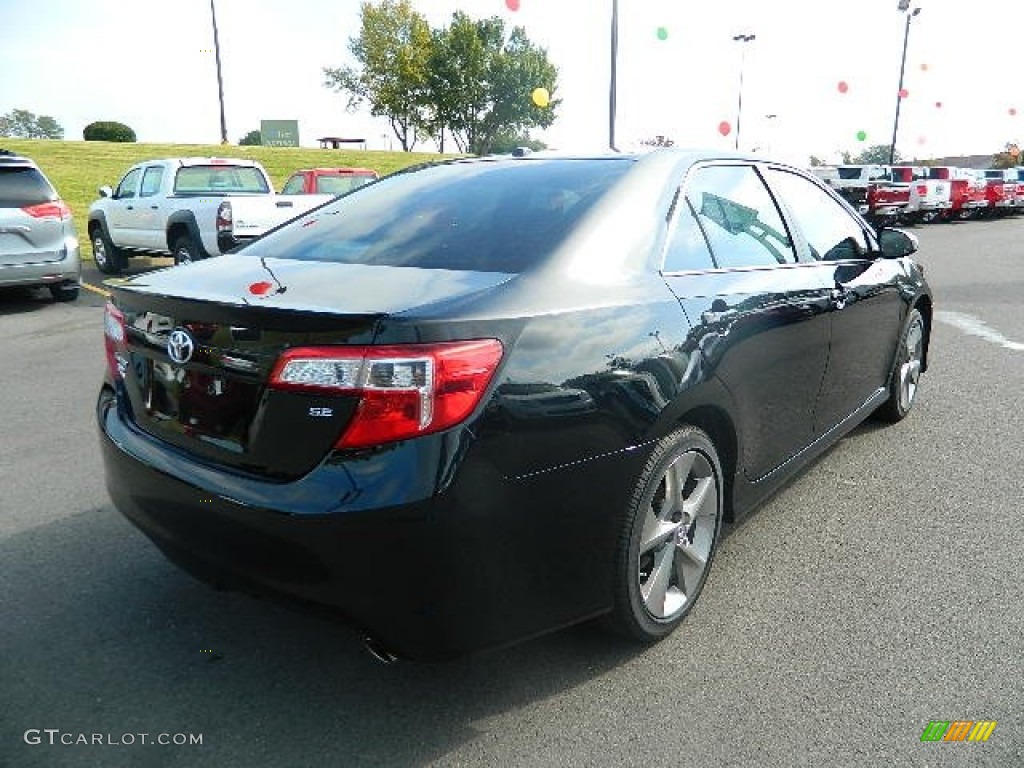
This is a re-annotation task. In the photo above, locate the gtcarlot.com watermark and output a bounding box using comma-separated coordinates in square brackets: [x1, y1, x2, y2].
[24, 729, 202, 747]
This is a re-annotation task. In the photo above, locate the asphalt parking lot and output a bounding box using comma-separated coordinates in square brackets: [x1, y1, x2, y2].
[1, 221, 1021, 767]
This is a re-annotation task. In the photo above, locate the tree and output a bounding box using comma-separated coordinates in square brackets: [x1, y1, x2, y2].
[83, 121, 137, 142]
[850, 144, 902, 165]
[239, 129, 262, 146]
[991, 141, 1021, 169]
[427, 13, 558, 155]
[323, 0, 432, 152]
[808, 155, 827, 167]
[0, 109, 64, 139]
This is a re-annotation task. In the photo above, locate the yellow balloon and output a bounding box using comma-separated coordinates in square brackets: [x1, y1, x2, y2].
[531, 87, 550, 108]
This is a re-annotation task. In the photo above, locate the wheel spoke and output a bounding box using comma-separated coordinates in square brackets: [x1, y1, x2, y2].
[640, 511, 678, 555]
[641, 544, 675, 616]
[674, 541, 706, 599]
[683, 475, 715, 520]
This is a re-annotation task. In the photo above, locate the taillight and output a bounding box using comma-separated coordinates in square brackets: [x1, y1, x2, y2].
[22, 200, 71, 220]
[103, 302, 127, 381]
[269, 339, 504, 448]
[915, 184, 927, 195]
[216, 201, 232, 234]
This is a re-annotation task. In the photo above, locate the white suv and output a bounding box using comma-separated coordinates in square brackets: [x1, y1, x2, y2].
[0, 150, 81, 301]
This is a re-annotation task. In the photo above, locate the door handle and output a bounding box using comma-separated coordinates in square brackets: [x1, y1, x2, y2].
[126, 205, 134, 210]
[150, 205, 159, 210]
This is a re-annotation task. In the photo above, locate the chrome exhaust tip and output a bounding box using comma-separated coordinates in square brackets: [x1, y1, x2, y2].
[362, 636, 399, 665]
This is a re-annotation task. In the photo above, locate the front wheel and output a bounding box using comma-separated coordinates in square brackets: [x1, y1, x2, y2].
[877, 307, 925, 423]
[606, 426, 724, 643]
[173, 235, 199, 266]
[91, 229, 125, 274]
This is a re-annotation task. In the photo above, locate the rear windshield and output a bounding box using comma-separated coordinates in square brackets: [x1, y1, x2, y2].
[0, 167, 56, 207]
[837, 167, 863, 180]
[315, 175, 376, 195]
[173, 165, 269, 195]
[983, 170, 1005, 179]
[241, 158, 632, 273]
[928, 168, 950, 179]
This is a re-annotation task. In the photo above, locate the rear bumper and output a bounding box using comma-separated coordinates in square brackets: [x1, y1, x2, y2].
[0, 241, 81, 288]
[97, 385, 642, 659]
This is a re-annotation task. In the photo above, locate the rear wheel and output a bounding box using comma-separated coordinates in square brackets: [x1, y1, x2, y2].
[48, 282, 79, 302]
[607, 426, 724, 643]
[877, 308, 925, 423]
[173, 235, 199, 266]
[91, 228, 125, 274]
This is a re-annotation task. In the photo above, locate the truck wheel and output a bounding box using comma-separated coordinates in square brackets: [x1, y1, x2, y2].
[173, 235, 199, 266]
[91, 228, 125, 274]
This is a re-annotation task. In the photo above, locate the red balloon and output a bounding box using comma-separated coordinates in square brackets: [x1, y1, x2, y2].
[1010, 108, 1018, 116]
[899, 88, 909, 99]
[249, 281, 273, 296]
[505, 0, 520, 10]
[718, 121, 731, 137]
[917, 136, 927, 145]
[935, 101, 943, 108]
[837, 81, 849, 94]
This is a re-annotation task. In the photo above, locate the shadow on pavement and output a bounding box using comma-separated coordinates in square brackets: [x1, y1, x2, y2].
[0, 505, 639, 768]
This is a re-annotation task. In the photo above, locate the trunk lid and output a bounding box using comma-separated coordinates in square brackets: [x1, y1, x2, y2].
[110, 256, 513, 478]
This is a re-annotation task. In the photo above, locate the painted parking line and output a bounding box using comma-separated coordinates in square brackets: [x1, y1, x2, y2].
[81, 281, 111, 299]
[936, 311, 1024, 352]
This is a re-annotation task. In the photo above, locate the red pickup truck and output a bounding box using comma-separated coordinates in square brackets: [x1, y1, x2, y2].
[280, 167, 379, 197]
[977, 169, 1017, 216]
[927, 166, 987, 220]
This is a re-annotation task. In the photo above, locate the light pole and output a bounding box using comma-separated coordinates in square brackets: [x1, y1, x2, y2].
[210, 0, 228, 145]
[732, 33, 756, 151]
[889, 3, 921, 165]
[609, 0, 619, 151]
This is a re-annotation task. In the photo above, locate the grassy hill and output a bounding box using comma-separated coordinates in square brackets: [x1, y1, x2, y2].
[1, 138, 449, 260]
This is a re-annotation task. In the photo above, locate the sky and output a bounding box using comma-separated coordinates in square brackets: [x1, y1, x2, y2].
[1, 0, 1021, 164]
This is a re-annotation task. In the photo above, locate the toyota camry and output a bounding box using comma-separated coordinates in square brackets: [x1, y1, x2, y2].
[98, 150, 931, 660]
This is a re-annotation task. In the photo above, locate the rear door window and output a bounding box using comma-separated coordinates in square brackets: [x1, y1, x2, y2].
[139, 166, 164, 198]
[0, 167, 56, 207]
[685, 165, 796, 268]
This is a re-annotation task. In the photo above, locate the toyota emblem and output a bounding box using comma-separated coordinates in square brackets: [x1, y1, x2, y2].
[167, 329, 195, 365]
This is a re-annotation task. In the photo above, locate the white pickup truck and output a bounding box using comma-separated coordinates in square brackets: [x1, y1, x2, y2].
[87, 157, 332, 273]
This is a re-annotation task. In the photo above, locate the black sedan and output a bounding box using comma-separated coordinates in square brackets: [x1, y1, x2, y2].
[98, 150, 931, 660]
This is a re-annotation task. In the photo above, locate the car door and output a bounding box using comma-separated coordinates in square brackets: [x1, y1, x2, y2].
[762, 167, 904, 435]
[135, 164, 166, 250]
[107, 167, 142, 246]
[661, 162, 834, 481]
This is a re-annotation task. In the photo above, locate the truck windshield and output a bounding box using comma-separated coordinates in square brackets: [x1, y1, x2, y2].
[173, 166, 270, 195]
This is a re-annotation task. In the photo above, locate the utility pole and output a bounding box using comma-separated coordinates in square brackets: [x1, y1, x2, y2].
[211, 0, 228, 144]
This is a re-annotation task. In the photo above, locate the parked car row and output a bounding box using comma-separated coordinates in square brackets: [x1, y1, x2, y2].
[810, 163, 1024, 226]
[88, 158, 379, 274]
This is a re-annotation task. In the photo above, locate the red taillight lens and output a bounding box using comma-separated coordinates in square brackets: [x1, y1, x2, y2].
[216, 201, 232, 234]
[103, 302, 127, 380]
[915, 183, 927, 195]
[22, 200, 71, 221]
[269, 339, 504, 449]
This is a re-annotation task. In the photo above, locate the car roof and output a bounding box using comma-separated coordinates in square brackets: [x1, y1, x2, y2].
[0, 151, 37, 169]
[300, 167, 378, 175]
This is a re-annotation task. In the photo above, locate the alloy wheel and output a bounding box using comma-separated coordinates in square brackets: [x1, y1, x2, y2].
[637, 449, 719, 620]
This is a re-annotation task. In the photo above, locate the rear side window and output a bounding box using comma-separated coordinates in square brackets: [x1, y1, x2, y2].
[766, 169, 869, 261]
[662, 196, 715, 272]
[140, 166, 164, 198]
[173, 166, 270, 195]
[685, 165, 796, 268]
[0, 167, 56, 207]
[242, 159, 632, 273]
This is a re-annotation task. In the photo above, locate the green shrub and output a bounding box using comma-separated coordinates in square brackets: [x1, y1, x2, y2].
[83, 121, 137, 143]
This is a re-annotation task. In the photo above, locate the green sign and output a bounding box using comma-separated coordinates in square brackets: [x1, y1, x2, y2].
[260, 120, 300, 148]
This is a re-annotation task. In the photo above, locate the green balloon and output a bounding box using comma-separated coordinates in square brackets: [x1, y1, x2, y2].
[657, 27, 668, 41]
[856, 130, 867, 142]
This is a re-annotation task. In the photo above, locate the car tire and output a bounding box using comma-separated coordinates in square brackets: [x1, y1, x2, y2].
[876, 307, 925, 423]
[91, 228, 125, 275]
[48, 282, 80, 302]
[173, 235, 199, 266]
[606, 425, 724, 643]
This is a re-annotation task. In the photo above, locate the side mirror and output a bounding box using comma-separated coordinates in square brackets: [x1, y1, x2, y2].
[878, 227, 918, 259]
[98, 185, 113, 199]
